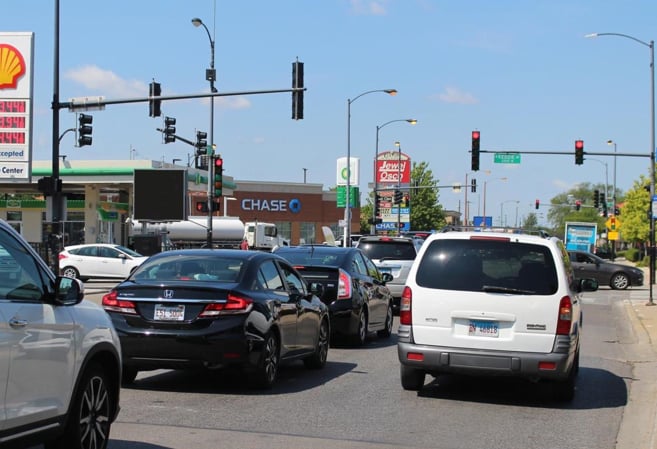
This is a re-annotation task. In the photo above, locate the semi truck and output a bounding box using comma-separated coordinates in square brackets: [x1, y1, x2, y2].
[244, 221, 289, 251]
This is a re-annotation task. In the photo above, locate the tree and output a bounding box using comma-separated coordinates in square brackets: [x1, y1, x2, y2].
[409, 161, 445, 231]
[620, 175, 650, 248]
[547, 182, 609, 239]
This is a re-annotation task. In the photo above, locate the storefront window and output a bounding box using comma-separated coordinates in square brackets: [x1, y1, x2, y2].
[6, 211, 21, 233]
[275, 222, 291, 242]
[299, 222, 316, 245]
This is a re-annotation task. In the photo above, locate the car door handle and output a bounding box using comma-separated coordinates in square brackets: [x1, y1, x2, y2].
[9, 318, 27, 328]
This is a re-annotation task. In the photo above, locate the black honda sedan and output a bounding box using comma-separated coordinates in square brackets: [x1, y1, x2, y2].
[102, 249, 329, 388]
[274, 245, 394, 346]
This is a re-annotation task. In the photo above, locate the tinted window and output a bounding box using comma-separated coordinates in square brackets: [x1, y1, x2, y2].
[0, 232, 49, 300]
[358, 241, 416, 260]
[276, 248, 345, 267]
[416, 239, 557, 294]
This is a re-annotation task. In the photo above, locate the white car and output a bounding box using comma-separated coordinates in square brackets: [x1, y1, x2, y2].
[0, 219, 122, 448]
[59, 243, 148, 281]
[397, 228, 598, 401]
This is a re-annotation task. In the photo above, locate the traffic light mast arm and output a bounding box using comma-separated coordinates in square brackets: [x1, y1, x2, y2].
[155, 128, 195, 147]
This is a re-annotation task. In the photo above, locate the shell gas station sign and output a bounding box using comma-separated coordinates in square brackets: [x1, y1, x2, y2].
[0, 32, 34, 183]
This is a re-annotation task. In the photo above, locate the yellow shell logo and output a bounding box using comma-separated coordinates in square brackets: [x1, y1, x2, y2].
[0, 44, 26, 90]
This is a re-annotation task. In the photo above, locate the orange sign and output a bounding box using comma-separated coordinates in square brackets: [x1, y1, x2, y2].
[0, 43, 26, 90]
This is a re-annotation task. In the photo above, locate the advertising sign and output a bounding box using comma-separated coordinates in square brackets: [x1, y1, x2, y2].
[375, 150, 411, 185]
[0, 32, 34, 182]
[564, 221, 597, 252]
[336, 157, 359, 186]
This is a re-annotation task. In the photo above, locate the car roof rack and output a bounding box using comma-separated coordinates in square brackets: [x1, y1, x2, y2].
[439, 225, 551, 238]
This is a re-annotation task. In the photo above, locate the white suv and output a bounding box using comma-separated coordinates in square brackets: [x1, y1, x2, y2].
[397, 228, 598, 401]
[0, 220, 122, 448]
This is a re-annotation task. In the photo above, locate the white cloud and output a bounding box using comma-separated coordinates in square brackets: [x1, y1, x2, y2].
[435, 86, 478, 105]
[64, 65, 146, 98]
[349, 0, 388, 15]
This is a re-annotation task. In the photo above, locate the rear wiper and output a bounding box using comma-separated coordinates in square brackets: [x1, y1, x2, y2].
[482, 285, 535, 294]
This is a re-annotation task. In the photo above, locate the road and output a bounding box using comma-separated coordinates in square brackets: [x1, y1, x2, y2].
[63, 283, 637, 449]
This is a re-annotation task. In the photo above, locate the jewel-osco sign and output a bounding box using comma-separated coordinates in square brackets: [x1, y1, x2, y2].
[0, 32, 34, 182]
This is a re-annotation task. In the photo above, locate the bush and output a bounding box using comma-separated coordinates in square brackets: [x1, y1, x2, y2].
[625, 248, 640, 262]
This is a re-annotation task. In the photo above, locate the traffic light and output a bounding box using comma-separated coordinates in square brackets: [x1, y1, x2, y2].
[393, 189, 403, 204]
[575, 200, 581, 211]
[593, 189, 600, 208]
[163, 116, 176, 143]
[149, 81, 161, 117]
[195, 131, 208, 154]
[77, 113, 93, 147]
[471, 131, 480, 171]
[292, 60, 304, 120]
[600, 192, 607, 216]
[535, 199, 540, 210]
[471, 178, 477, 193]
[214, 156, 223, 196]
[575, 140, 584, 165]
[195, 201, 208, 213]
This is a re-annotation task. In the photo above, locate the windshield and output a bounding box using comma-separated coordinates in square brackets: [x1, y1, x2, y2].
[132, 254, 244, 282]
[358, 241, 417, 261]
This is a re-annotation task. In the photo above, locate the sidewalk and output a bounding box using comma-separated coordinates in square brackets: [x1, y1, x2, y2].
[616, 265, 657, 449]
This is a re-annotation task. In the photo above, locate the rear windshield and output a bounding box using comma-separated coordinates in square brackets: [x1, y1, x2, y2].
[276, 249, 346, 267]
[358, 241, 417, 261]
[132, 255, 243, 282]
[416, 239, 558, 294]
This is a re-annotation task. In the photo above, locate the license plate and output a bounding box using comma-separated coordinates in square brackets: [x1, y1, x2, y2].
[154, 304, 185, 321]
[468, 320, 499, 338]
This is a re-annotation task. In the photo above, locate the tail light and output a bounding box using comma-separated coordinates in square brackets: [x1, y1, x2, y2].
[101, 290, 137, 315]
[58, 253, 68, 260]
[400, 286, 412, 325]
[556, 296, 573, 335]
[200, 293, 253, 317]
[337, 268, 352, 300]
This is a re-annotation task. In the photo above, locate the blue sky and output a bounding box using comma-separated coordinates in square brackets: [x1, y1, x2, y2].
[2, 0, 655, 226]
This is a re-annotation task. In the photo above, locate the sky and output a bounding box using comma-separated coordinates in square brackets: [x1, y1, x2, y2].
[2, 0, 656, 227]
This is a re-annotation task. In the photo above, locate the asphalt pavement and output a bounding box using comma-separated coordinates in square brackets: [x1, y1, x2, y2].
[617, 264, 657, 449]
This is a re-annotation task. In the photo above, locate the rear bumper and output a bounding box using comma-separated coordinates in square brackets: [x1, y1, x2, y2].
[397, 341, 575, 381]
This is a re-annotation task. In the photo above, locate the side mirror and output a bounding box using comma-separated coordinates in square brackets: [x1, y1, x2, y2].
[55, 276, 84, 304]
[308, 282, 324, 298]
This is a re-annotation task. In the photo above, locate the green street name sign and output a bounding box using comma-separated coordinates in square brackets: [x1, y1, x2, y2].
[494, 152, 521, 164]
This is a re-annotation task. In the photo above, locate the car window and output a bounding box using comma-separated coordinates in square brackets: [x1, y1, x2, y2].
[362, 254, 381, 279]
[277, 262, 306, 295]
[99, 247, 119, 258]
[76, 246, 97, 257]
[257, 260, 285, 290]
[416, 239, 557, 294]
[358, 241, 416, 260]
[0, 233, 49, 300]
[352, 252, 367, 275]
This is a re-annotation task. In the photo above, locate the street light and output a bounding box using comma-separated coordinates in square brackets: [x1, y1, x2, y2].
[344, 88, 397, 246]
[482, 177, 507, 226]
[373, 118, 417, 234]
[192, 16, 218, 248]
[586, 32, 654, 305]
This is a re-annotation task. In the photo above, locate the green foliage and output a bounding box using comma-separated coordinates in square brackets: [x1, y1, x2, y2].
[625, 247, 640, 262]
[620, 175, 650, 244]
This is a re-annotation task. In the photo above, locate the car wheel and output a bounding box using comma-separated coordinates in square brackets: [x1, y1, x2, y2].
[377, 304, 393, 338]
[46, 362, 113, 449]
[249, 332, 279, 389]
[352, 308, 368, 346]
[610, 272, 630, 290]
[553, 351, 579, 402]
[400, 365, 425, 391]
[121, 366, 138, 385]
[62, 266, 80, 279]
[304, 318, 329, 369]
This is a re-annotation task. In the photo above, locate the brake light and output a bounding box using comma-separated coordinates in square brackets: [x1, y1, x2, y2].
[199, 293, 253, 317]
[101, 290, 137, 315]
[337, 268, 352, 300]
[400, 286, 412, 325]
[556, 296, 572, 335]
[58, 253, 68, 260]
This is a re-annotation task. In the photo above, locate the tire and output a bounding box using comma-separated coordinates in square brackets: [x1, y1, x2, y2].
[304, 318, 329, 369]
[62, 266, 80, 280]
[553, 351, 579, 402]
[352, 309, 368, 346]
[249, 332, 279, 389]
[121, 366, 138, 385]
[610, 272, 630, 290]
[400, 365, 425, 391]
[377, 304, 393, 338]
[46, 362, 114, 449]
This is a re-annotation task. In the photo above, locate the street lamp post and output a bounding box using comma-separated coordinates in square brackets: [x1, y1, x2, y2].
[192, 17, 217, 248]
[608, 140, 618, 260]
[373, 118, 417, 234]
[587, 32, 654, 304]
[345, 89, 397, 247]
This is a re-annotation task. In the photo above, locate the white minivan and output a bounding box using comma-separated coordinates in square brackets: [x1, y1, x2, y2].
[397, 228, 598, 401]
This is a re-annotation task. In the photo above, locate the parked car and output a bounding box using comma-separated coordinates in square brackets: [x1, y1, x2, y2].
[0, 219, 122, 448]
[59, 243, 148, 281]
[102, 249, 329, 389]
[356, 235, 422, 311]
[275, 245, 394, 345]
[568, 250, 643, 290]
[398, 228, 598, 401]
